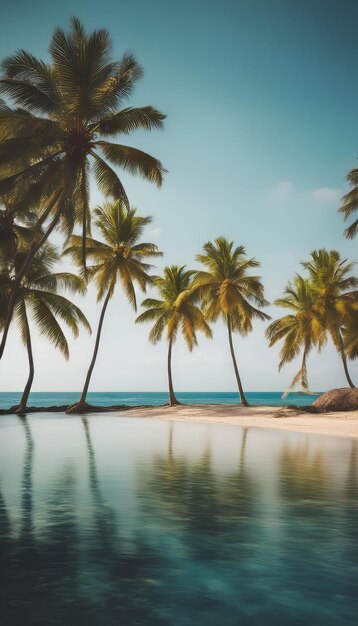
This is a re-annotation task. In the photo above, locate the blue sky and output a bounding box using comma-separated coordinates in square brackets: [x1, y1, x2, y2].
[0, 0, 357, 393]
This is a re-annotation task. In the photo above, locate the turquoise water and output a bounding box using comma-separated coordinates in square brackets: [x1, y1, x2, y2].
[0, 414, 357, 625]
[0, 390, 320, 410]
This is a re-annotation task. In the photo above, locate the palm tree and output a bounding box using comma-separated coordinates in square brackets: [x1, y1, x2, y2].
[0, 16, 166, 358]
[0, 243, 90, 413]
[266, 275, 325, 394]
[193, 238, 270, 407]
[338, 168, 358, 239]
[0, 199, 39, 270]
[65, 200, 161, 413]
[135, 265, 212, 405]
[302, 249, 358, 388]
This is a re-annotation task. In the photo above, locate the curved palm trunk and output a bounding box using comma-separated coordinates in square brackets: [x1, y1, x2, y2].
[68, 288, 112, 413]
[284, 347, 310, 398]
[167, 337, 179, 406]
[227, 315, 249, 407]
[339, 331, 355, 388]
[301, 348, 309, 390]
[0, 206, 62, 360]
[16, 308, 34, 415]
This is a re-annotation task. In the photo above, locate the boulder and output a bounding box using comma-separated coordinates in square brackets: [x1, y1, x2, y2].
[312, 387, 358, 412]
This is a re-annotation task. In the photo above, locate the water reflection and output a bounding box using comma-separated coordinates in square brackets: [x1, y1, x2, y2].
[0, 416, 357, 625]
[343, 440, 358, 568]
[20, 416, 34, 538]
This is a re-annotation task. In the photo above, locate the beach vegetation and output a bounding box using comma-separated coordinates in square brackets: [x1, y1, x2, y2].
[0, 242, 90, 413]
[193, 238, 270, 406]
[136, 265, 212, 405]
[0, 16, 166, 359]
[64, 199, 161, 412]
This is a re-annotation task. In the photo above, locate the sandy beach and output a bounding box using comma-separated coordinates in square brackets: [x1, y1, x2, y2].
[120, 404, 358, 439]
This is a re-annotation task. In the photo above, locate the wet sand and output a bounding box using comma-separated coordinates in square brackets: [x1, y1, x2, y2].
[120, 404, 358, 438]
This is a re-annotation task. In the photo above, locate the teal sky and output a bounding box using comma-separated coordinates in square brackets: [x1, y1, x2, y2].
[0, 0, 357, 393]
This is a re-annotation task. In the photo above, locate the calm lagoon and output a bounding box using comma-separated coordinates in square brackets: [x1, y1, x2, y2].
[0, 414, 357, 625]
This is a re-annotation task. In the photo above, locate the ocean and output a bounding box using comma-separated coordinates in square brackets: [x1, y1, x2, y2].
[0, 390, 320, 410]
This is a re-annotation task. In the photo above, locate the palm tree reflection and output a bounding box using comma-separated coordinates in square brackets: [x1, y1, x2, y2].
[138, 424, 259, 563]
[343, 440, 358, 570]
[276, 438, 356, 606]
[79, 416, 170, 625]
[1, 417, 171, 625]
[19, 416, 34, 538]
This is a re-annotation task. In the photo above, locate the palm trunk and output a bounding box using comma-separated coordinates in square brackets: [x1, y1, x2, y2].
[300, 348, 308, 390]
[227, 315, 249, 407]
[0, 206, 62, 360]
[339, 331, 355, 388]
[81, 161, 89, 277]
[167, 337, 179, 406]
[286, 347, 309, 395]
[16, 308, 34, 414]
[68, 288, 112, 413]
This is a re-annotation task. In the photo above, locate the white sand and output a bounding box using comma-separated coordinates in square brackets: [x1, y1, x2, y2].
[120, 404, 358, 438]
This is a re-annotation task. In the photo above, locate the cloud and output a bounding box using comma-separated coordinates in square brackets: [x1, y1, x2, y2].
[271, 180, 294, 199]
[268, 181, 343, 207]
[150, 227, 162, 238]
[311, 187, 342, 203]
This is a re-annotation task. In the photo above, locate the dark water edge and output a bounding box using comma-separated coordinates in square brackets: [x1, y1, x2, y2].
[0, 390, 321, 412]
[0, 414, 357, 625]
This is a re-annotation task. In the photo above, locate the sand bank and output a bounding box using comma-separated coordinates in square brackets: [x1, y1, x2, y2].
[120, 404, 358, 439]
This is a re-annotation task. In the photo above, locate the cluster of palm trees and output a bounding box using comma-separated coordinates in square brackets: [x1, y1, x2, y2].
[266, 250, 358, 395]
[135, 240, 270, 407]
[0, 18, 165, 412]
[0, 18, 357, 413]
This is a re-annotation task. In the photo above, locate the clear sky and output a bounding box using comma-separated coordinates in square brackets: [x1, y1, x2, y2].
[0, 0, 357, 393]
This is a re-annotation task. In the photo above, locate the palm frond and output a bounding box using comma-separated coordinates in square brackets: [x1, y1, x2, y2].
[99, 141, 165, 186]
[96, 106, 166, 136]
[91, 152, 129, 206]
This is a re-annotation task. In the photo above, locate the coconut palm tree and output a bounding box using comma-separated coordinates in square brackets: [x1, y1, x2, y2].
[0, 16, 166, 358]
[338, 168, 358, 239]
[0, 243, 90, 413]
[193, 238, 270, 406]
[65, 200, 161, 413]
[135, 265, 212, 405]
[266, 275, 325, 394]
[0, 199, 39, 270]
[302, 249, 358, 388]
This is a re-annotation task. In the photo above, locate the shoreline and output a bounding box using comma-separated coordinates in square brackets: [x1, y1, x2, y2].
[1, 403, 357, 439]
[119, 404, 358, 439]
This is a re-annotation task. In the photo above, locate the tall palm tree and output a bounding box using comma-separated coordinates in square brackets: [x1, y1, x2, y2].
[266, 275, 325, 394]
[0, 16, 166, 358]
[193, 238, 270, 407]
[65, 200, 161, 413]
[338, 168, 358, 239]
[0, 243, 90, 413]
[302, 249, 358, 388]
[135, 265, 212, 405]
